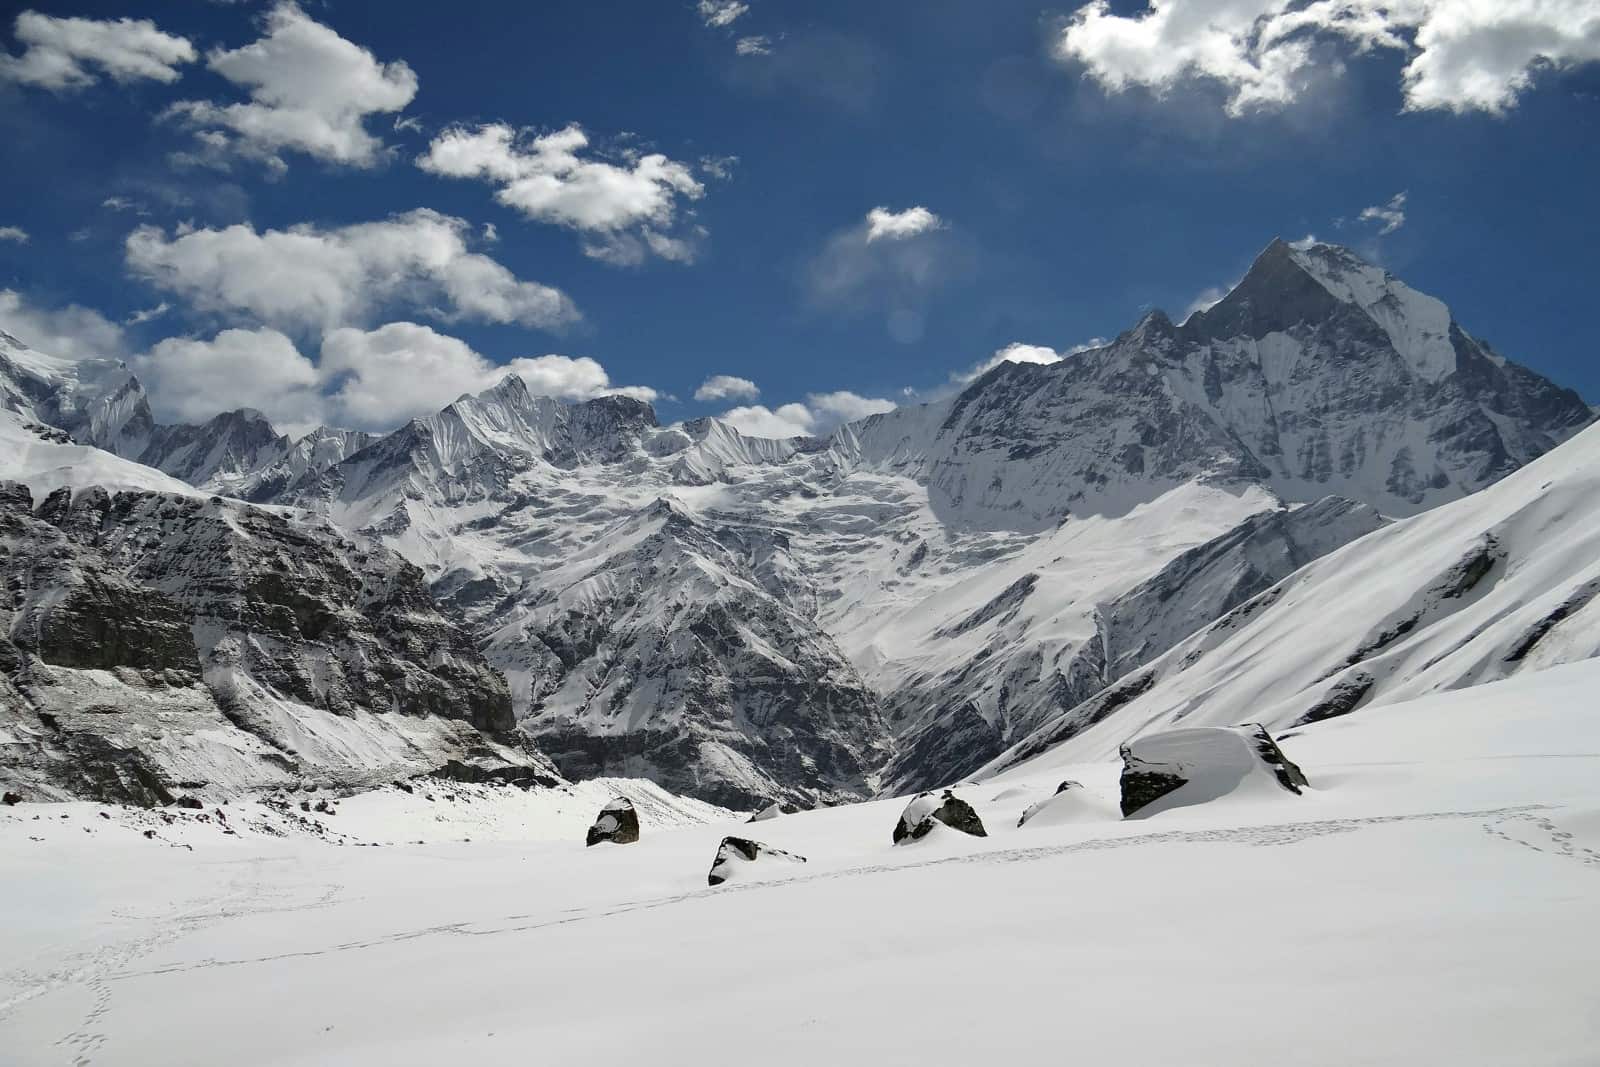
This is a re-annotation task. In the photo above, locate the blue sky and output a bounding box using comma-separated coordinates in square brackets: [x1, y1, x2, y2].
[1, 0, 1597, 437]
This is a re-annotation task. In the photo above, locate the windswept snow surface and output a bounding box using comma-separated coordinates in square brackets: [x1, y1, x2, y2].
[4, 661, 1598, 1066]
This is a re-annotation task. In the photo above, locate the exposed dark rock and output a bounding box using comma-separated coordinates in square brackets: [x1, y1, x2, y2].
[585, 797, 640, 846]
[1294, 671, 1375, 727]
[892, 789, 987, 845]
[428, 756, 561, 790]
[174, 796, 204, 810]
[748, 800, 800, 823]
[2, 791, 20, 805]
[1120, 723, 1306, 818]
[706, 835, 807, 885]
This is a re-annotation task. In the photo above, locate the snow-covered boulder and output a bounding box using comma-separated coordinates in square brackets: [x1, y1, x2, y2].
[747, 800, 800, 823]
[706, 836, 807, 886]
[892, 790, 988, 845]
[1119, 724, 1307, 819]
[585, 797, 640, 846]
[1017, 781, 1107, 827]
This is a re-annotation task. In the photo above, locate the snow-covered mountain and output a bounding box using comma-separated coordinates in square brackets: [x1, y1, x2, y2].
[0, 331, 361, 494]
[0, 412, 556, 803]
[985, 416, 1600, 775]
[1, 238, 1592, 806]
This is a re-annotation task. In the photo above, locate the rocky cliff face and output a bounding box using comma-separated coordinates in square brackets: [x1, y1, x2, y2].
[0, 475, 554, 804]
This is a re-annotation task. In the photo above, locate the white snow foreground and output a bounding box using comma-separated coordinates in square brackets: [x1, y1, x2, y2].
[4, 661, 1598, 1066]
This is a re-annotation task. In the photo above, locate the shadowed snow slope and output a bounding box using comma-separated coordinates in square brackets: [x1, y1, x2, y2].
[3, 660, 1597, 1065]
[987, 419, 1600, 773]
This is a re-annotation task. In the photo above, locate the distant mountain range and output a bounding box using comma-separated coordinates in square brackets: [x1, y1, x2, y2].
[2, 239, 1593, 807]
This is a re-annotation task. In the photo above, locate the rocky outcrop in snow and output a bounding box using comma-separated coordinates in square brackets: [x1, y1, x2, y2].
[892, 789, 988, 844]
[1118, 724, 1307, 818]
[586, 796, 641, 845]
[706, 835, 807, 885]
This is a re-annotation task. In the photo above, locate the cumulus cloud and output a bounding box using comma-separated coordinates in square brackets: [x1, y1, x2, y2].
[124, 209, 578, 333]
[0, 226, 28, 244]
[698, 1, 750, 28]
[736, 36, 774, 56]
[136, 327, 323, 429]
[417, 123, 706, 264]
[0, 289, 127, 361]
[806, 209, 969, 343]
[720, 389, 895, 439]
[129, 320, 655, 434]
[1359, 191, 1407, 235]
[694, 374, 761, 402]
[1053, 0, 1600, 116]
[953, 340, 1104, 385]
[865, 206, 944, 243]
[167, 2, 417, 171]
[0, 11, 194, 90]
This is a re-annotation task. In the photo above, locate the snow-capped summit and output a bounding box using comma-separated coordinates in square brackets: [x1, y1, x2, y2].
[846, 238, 1592, 530]
[2, 239, 1593, 806]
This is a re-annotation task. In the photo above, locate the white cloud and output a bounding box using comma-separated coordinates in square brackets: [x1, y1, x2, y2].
[807, 208, 964, 329]
[481, 222, 499, 242]
[736, 36, 774, 56]
[694, 374, 760, 402]
[504, 354, 658, 405]
[167, 2, 417, 171]
[417, 123, 705, 263]
[100, 196, 148, 215]
[136, 327, 323, 430]
[319, 325, 656, 428]
[1359, 191, 1407, 235]
[1053, 0, 1600, 116]
[719, 389, 895, 439]
[865, 205, 944, 243]
[0, 289, 127, 361]
[1183, 285, 1230, 320]
[0, 226, 28, 244]
[0, 11, 194, 90]
[124, 209, 578, 332]
[125, 302, 171, 326]
[953, 340, 1104, 385]
[699, 154, 739, 180]
[127, 320, 655, 433]
[698, 0, 749, 29]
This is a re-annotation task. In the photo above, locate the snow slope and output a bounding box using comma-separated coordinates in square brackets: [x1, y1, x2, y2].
[988, 419, 1600, 773]
[2, 660, 1597, 1066]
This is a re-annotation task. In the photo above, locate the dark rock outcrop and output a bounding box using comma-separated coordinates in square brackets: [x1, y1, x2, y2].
[706, 835, 807, 885]
[892, 789, 988, 845]
[585, 797, 640, 846]
[748, 800, 800, 823]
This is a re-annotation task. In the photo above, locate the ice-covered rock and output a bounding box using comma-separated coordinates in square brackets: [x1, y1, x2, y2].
[585, 797, 640, 846]
[706, 835, 807, 885]
[1118, 724, 1307, 818]
[892, 789, 988, 844]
